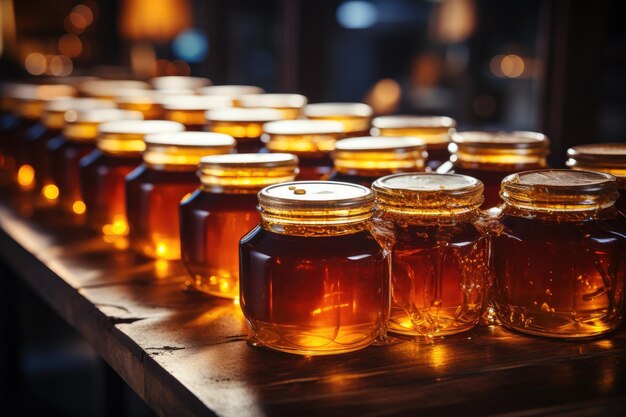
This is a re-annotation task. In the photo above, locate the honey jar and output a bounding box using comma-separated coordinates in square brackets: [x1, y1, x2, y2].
[492, 169, 626, 338]
[438, 131, 549, 209]
[126, 131, 236, 260]
[197, 85, 265, 106]
[151, 76, 211, 91]
[371, 115, 457, 171]
[567, 143, 626, 213]
[79, 79, 150, 99]
[240, 181, 389, 355]
[180, 153, 299, 299]
[304, 103, 373, 137]
[49, 109, 143, 220]
[205, 107, 285, 153]
[114, 90, 166, 120]
[261, 120, 344, 180]
[238, 94, 307, 120]
[80, 120, 185, 236]
[329, 136, 426, 187]
[162, 95, 233, 130]
[371, 173, 489, 337]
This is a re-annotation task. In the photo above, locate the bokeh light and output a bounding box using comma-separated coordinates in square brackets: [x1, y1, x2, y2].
[49, 55, 73, 76]
[58, 33, 83, 58]
[24, 52, 47, 75]
[336, 1, 378, 29]
[172, 29, 208, 63]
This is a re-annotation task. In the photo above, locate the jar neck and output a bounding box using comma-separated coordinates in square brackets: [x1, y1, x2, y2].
[308, 115, 370, 134]
[166, 110, 206, 126]
[375, 201, 481, 224]
[97, 133, 145, 156]
[334, 150, 425, 175]
[260, 217, 370, 236]
[453, 157, 547, 171]
[501, 203, 619, 222]
[208, 121, 264, 139]
[378, 127, 451, 145]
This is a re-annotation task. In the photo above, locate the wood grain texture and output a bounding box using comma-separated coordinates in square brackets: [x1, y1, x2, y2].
[1, 199, 625, 417]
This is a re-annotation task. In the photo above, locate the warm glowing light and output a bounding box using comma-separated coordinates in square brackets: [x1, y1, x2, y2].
[72, 200, 86, 214]
[24, 53, 47, 75]
[500, 54, 524, 78]
[48, 55, 73, 76]
[43, 184, 60, 200]
[233, 296, 240, 306]
[180, 192, 192, 203]
[430, 0, 476, 43]
[58, 33, 83, 58]
[155, 242, 169, 257]
[73, 4, 94, 26]
[365, 78, 401, 115]
[17, 165, 35, 187]
[120, 0, 193, 42]
[155, 259, 170, 277]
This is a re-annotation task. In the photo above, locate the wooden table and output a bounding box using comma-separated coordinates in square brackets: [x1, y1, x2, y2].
[1, 197, 625, 417]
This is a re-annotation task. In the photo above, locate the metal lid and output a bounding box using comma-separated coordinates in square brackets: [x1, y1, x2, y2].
[151, 76, 211, 90]
[335, 136, 426, 151]
[304, 102, 373, 118]
[98, 120, 184, 135]
[239, 94, 307, 109]
[161, 95, 233, 111]
[205, 107, 285, 122]
[143, 132, 236, 167]
[197, 85, 265, 99]
[263, 120, 344, 135]
[372, 115, 456, 129]
[452, 131, 549, 149]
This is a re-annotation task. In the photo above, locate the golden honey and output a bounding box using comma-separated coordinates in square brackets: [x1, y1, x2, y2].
[329, 136, 427, 187]
[304, 103, 373, 137]
[197, 85, 265, 106]
[492, 169, 626, 338]
[240, 181, 389, 355]
[162, 95, 233, 131]
[438, 131, 549, 208]
[205, 107, 285, 153]
[239, 94, 307, 120]
[180, 153, 299, 299]
[126, 131, 236, 260]
[372, 173, 488, 337]
[262, 120, 344, 180]
[80, 120, 185, 236]
[49, 109, 143, 221]
[371, 115, 457, 171]
[567, 143, 626, 213]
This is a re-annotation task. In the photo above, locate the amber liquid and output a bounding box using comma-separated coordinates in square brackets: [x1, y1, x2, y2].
[126, 165, 198, 260]
[0, 116, 37, 189]
[386, 222, 488, 336]
[240, 227, 388, 355]
[492, 209, 626, 338]
[80, 150, 142, 236]
[180, 191, 259, 298]
[23, 123, 61, 199]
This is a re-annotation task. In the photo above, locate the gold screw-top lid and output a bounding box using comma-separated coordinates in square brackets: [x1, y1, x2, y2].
[451, 131, 549, 166]
[79, 79, 150, 99]
[566, 143, 626, 182]
[162, 95, 234, 126]
[97, 120, 184, 155]
[238, 94, 307, 119]
[262, 119, 344, 155]
[11, 84, 78, 119]
[197, 85, 265, 100]
[333, 136, 427, 174]
[373, 173, 484, 215]
[43, 98, 117, 129]
[501, 169, 619, 212]
[199, 153, 299, 192]
[258, 181, 374, 231]
[372, 115, 457, 146]
[304, 102, 373, 133]
[63, 109, 143, 141]
[205, 107, 286, 139]
[151, 76, 212, 91]
[143, 131, 235, 168]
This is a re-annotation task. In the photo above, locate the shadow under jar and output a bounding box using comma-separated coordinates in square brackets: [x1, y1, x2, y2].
[196, 85, 265, 107]
[262, 119, 344, 180]
[328, 136, 427, 187]
[126, 131, 236, 260]
[80, 120, 185, 236]
[49, 109, 143, 223]
[492, 169, 626, 338]
[180, 153, 299, 299]
[371, 115, 457, 171]
[372, 173, 489, 337]
[162, 95, 233, 131]
[240, 181, 389, 355]
[239, 93, 307, 120]
[438, 131, 549, 209]
[205, 107, 285, 153]
[567, 143, 626, 213]
[304, 103, 373, 138]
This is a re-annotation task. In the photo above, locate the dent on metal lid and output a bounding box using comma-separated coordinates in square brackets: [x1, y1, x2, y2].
[304, 102, 373, 118]
[372, 115, 457, 129]
[161, 95, 233, 111]
[144, 131, 235, 147]
[151, 76, 212, 90]
[452, 131, 549, 148]
[197, 85, 265, 98]
[239, 94, 308, 109]
[98, 120, 185, 135]
[205, 107, 285, 122]
[335, 136, 426, 151]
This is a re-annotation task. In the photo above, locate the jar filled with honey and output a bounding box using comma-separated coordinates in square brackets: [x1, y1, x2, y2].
[162, 95, 233, 131]
[205, 107, 285, 153]
[304, 103, 373, 137]
[329, 136, 426, 187]
[240, 181, 389, 355]
[492, 169, 626, 338]
[49, 109, 143, 220]
[567, 143, 626, 213]
[371, 115, 457, 171]
[438, 131, 549, 209]
[126, 132, 236, 260]
[80, 120, 185, 236]
[114, 91, 166, 120]
[151, 76, 211, 91]
[372, 173, 489, 337]
[180, 153, 299, 299]
[239, 94, 307, 120]
[262, 120, 344, 180]
[197, 85, 265, 106]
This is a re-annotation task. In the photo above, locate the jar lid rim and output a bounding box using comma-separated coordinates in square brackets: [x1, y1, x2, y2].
[335, 136, 426, 151]
[372, 115, 456, 129]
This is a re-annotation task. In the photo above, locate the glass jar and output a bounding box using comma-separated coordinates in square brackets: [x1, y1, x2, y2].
[567, 143, 626, 213]
[162, 95, 233, 131]
[151, 76, 211, 91]
[239, 94, 307, 120]
[262, 120, 344, 180]
[79, 79, 150, 99]
[240, 181, 389, 355]
[492, 169, 626, 338]
[197, 85, 265, 106]
[304, 103, 373, 137]
[439, 131, 549, 209]
[328, 136, 427, 187]
[205, 107, 285, 153]
[371, 115, 457, 171]
[180, 153, 299, 299]
[372, 173, 489, 337]
[49, 109, 143, 220]
[114, 90, 166, 120]
[80, 120, 185, 236]
[126, 131, 236, 260]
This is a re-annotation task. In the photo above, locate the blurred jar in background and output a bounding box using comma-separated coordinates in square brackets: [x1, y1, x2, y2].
[79, 79, 150, 99]
[304, 103, 373, 137]
[197, 85, 264, 106]
[162, 95, 233, 131]
[151, 76, 211, 92]
[115, 90, 167, 120]
[239, 94, 307, 120]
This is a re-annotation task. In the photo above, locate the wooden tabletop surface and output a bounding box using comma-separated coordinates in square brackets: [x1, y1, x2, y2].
[1, 196, 625, 417]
